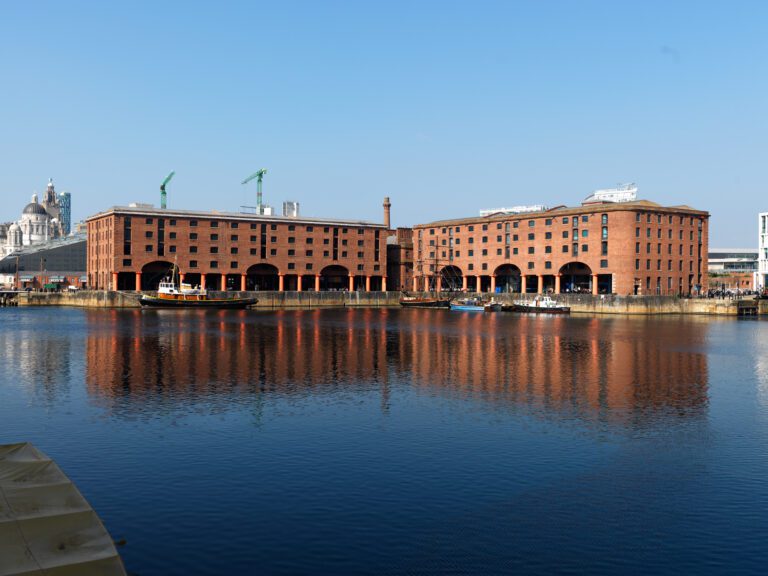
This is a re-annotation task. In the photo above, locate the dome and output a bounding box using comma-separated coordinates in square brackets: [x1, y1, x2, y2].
[23, 202, 48, 216]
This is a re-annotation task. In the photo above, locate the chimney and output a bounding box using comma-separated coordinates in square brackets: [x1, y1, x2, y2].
[383, 196, 391, 229]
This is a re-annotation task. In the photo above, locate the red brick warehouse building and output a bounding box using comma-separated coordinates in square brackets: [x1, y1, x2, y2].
[87, 199, 392, 292]
[412, 187, 709, 296]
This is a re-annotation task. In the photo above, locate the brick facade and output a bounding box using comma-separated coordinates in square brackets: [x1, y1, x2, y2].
[412, 200, 709, 296]
[87, 206, 390, 292]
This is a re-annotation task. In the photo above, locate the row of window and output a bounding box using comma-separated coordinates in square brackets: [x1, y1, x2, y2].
[136, 230, 374, 246]
[635, 259, 697, 272]
[425, 214, 604, 235]
[428, 241, 609, 258]
[133, 216, 370, 235]
[139, 245, 370, 259]
[636, 242, 699, 256]
[426, 227, 607, 246]
[122, 258, 380, 272]
[636, 227, 701, 241]
[427, 260, 610, 272]
[636, 213, 702, 227]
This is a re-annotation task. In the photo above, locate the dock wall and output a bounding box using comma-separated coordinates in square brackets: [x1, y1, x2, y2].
[13, 290, 766, 315]
[18, 290, 401, 309]
[485, 293, 743, 315]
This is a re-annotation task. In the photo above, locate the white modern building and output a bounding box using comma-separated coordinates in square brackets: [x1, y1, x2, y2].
[759, 212, 768, 291]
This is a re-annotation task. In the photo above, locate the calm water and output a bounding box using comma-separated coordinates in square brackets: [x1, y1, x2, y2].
[1, 307, 768, 575]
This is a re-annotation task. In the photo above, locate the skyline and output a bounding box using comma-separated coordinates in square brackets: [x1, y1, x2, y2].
[1, 0, 765, 245]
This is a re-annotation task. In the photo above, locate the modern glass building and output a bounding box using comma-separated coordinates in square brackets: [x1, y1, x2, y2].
[760, 212, 768, 290]
[59, 191, 71, 235]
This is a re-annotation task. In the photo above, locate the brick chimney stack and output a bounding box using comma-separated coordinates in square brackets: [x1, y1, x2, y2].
[383, 196, 391, 229]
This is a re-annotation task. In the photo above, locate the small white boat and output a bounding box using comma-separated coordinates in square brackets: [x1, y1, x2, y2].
[512, 295, 570, 314]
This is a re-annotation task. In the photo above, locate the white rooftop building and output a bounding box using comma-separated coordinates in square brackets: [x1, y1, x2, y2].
[759, 212, 768, 290]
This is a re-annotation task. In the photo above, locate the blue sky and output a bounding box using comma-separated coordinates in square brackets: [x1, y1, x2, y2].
[0, 0, 765, 245]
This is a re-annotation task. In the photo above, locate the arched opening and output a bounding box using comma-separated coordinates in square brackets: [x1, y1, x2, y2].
[493, 264, 521, 293]
[440, 265, 463, 292]
[116, 272, 135, 291]
[246, 264, 279, 291]
[141, 261, 175, 291]
[320, 265, 349, 291]
[559, 262, 592, 293]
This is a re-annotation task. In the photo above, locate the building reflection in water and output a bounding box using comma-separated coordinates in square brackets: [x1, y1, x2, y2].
[85, 309, 709, 426]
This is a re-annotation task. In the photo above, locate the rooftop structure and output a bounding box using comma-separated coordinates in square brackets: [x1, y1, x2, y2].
[582, 183, 638, 204]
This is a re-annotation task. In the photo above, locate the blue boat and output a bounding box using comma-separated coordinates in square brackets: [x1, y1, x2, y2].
[449, 296, 485, 311]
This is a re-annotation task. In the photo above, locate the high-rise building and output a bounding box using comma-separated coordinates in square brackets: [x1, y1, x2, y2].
[759, 212, 768, 290]
[59, 191, 72, 235]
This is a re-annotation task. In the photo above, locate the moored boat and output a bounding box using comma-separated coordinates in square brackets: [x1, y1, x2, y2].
[140, 279, 258, 309]
[511, 295, 570, 314]
[449, 296, 486, 311]
[399, 292, 451, 308]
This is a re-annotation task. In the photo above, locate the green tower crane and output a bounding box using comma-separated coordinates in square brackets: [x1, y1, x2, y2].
[241, 169, 268, 213]
[160, 171, 175, 209]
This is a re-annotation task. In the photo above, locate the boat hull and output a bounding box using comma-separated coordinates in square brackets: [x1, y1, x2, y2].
[400, 298, 451, 308]
[139, 295, 258, 309]
[449, 304, 485, 311]
[511, 304, 570, 314]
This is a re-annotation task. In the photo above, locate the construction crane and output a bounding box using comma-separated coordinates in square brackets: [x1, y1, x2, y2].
[160, 171, 175, 209]
[241, 169, 267, 214]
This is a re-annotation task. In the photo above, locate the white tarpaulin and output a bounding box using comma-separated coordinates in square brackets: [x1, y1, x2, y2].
[0, 443, 126, 576]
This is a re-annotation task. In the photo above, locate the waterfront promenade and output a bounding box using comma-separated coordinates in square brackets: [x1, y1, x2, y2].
[13, 289, 768, 315]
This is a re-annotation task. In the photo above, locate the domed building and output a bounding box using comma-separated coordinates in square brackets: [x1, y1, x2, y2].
[1, 180, 68, 258]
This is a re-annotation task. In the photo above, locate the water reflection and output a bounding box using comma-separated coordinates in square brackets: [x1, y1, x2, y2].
[84, 309, 709, 427]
